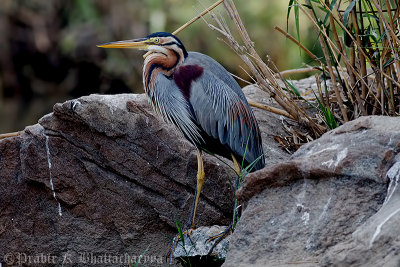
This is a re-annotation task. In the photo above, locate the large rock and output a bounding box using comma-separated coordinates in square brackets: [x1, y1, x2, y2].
[0, 94, 232, 266]
[0, 87, 289, 266]
[224, 116, 400, 266]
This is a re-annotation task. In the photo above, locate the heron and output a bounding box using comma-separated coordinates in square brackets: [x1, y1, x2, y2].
[98, 32, 265, 234]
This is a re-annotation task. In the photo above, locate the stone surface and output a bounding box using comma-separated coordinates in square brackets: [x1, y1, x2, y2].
[4, 80, 400, 267]
[173, 225, 230, 259]
[322, 153, 400, 267]
[224, 116, 400, 267]
[0, 94, 233, 266]
[0, 88, 290, 266]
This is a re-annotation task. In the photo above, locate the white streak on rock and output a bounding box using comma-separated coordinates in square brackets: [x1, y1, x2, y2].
[71, 100, 81, 112]
[321, 148, 348, 168]
[384, 161, 400, 205]
[306, 194, 332, 250]
[319, 196, 331, 221]
[368, 161, 400, 247]
[296, 203, 309, 225]
[312, 144, 340, 156]
[321, 159, 334, 168]
[302, 211, 310, 225]
[44, 132, 62, 216]
[335, 148, 348, 167]
[275, 182, 307, 245]
[369, 207, 400, 248]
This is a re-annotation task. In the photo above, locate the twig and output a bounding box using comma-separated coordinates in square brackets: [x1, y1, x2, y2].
[316, 0, 376, 69]
[278, 67, 320, 77]
[351, 8, 368, 101]
[144, 0, 226, 58]
[248, 100, 296, 120]
[315, 74, 326, 108]
[0, 131, 23, 139]
[173, 0, 226, 35]
[223, 0, 300, 120]
[274, 26, 321, 64]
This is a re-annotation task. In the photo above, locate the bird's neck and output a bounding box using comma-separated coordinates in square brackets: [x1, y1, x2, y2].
[143, 49, 185, 98]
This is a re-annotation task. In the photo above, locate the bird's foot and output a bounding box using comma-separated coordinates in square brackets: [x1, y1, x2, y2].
[206, 223, 233, 256]
[168, 227, 195, 265]
[177, 227, 196, 248]
[182, 228, 193, 237]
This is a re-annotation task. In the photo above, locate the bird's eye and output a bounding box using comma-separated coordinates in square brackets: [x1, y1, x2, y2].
[153, 38, 160, 44]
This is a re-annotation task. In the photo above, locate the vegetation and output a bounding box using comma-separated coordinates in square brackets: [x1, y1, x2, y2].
[209, 0, 400, 141]
[289, 0, 400, 125]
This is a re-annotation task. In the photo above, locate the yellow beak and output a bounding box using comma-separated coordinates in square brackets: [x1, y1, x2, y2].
[97, 38, 150, 49]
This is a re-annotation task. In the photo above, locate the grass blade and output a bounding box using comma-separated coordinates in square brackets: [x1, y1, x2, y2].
[175, 216, 185, 247]
[287, 0, 295, 32]
[343, 0, 359, 27]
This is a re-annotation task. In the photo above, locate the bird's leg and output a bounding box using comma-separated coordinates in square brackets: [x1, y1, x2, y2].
[231, 153, 241, 177]
[207, 154, 241, 254]
[186, 149, 205, 231]
[207, 175, 241, 255]
[169, 150, 204, 264]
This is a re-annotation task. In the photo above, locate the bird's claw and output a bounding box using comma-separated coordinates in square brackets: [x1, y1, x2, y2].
[179, 227, 195, 246]
[182, 228, 193, 237]
[206, 224, 232, 256]
[206, 231, 224, 243]
[168, 227, 195, 266]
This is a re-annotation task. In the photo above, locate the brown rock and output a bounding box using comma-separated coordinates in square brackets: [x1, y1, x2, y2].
[224, 116, 400, 267]
[0, 94, 235, 266]
[0, 87, 291, 266]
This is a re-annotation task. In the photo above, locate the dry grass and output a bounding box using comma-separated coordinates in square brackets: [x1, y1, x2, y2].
[204, 0, 400, 143]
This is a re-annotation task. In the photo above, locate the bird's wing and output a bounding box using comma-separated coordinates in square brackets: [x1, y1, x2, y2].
[189, 69, 264, 169]
[186, 52, 248, 104]
[151, 73, 203, 145]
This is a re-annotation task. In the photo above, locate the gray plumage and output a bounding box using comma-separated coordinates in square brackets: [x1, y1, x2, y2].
[152, 51, 265, 171]
[98, 32, 266, 235]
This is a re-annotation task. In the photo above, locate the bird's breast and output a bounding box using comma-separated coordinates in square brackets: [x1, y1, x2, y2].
[173, 65, 204, 101]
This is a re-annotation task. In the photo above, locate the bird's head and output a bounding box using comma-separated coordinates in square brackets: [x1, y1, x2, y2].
[97, 32, 188, 58]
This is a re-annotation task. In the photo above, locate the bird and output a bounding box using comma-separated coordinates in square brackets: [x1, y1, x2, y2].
[98, 31, 265, 232]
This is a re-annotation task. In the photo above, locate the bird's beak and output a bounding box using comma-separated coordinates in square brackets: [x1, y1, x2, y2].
[97, 38, 151, 50]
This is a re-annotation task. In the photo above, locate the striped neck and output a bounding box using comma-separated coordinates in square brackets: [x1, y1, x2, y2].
[143, 49, 185, 99]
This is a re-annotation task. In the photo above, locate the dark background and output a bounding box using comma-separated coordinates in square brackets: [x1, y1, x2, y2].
[0, 0, 319, 132]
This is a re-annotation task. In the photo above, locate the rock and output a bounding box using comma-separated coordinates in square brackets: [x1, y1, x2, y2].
[322, 154, 400, 266]
[0, 90, 290, 266]
[173, 225, 230, 260]
[223, 116, 400, 266]
[0, 94, 234, 266]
